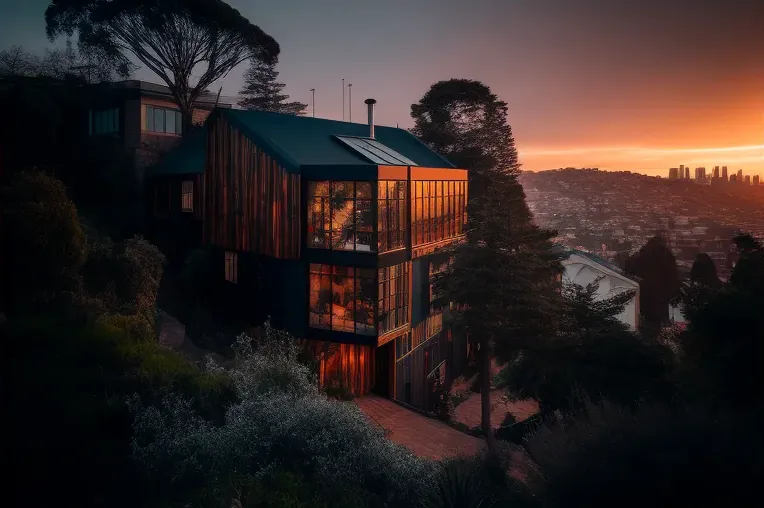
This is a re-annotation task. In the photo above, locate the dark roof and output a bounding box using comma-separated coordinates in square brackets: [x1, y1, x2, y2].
[101, 80, 234, 107]
[147, 126, 207, 176]
[567, 248, 628, 276]
[217, 108, 456, 171]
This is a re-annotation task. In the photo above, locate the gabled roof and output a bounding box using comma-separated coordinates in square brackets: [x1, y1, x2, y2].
[215, 108, 456, 171]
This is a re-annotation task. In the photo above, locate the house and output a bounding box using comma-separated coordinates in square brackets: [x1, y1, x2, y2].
[148, 99, 470, 412]
[84, 80, 233, 178]
[562, 248, 641, 329]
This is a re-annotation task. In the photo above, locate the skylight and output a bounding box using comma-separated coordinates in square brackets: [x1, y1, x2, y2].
[335, 136, 418, 166]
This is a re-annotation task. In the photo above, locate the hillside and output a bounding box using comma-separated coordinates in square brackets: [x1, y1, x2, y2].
[519, 169, 764, 277]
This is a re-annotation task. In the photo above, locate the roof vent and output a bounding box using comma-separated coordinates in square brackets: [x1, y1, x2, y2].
[365, 98, 376, 139]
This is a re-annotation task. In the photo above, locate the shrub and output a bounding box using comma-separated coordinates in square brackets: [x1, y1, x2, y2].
[99, 312, 156, 342]
[131, 324, 438, 507]
[1, 169, 86, 315]
[525, 399, 764, 508]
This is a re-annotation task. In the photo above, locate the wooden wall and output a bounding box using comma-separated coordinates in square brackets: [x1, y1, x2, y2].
[204, 115, 300, 259]
[303, 341, 375, 396]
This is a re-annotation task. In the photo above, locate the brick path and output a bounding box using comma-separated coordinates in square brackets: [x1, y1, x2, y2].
[355, 394, 485, 460]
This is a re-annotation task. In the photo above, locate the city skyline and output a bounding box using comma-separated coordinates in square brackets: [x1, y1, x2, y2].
[2, 0, 763, 177]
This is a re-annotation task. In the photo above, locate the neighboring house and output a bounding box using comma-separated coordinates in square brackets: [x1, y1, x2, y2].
[147, 99, 470, 412]
[562, 249, 641, 330]
[84, 80, 233, 181]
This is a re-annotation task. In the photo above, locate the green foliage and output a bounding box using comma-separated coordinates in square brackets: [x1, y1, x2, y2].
[45, 0, 280, 127]
[8, 316, 237, 508]
[502, 278, 676, 414]
[239, 59, 307, 115]
[679, 234, 764, 412]
[1, 169, 86, 316]
[422, 450, 532, 508]
[525, 399, 764, 508]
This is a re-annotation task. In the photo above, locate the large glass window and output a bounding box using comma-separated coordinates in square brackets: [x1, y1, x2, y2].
[412, 180, 466, 246]
[309, 264, 375, 335]
[378, 180, 407, 252]
[308, 181, 374, 252]
[145, 105, 183, 135]
[378, 263, 409, 334]
[90, 108, 119, 135]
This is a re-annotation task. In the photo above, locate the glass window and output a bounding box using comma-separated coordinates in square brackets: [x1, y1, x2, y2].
[378, 262, 409, 334]
[154, 107, 164, 133]
[309, 264, 375, 335]
[181, 180, 193, 212]
[307, 181, 376, 252]
[146, 106, 155, 132]
[166, 108, 176, 134]
[224, 251, 238, 284]
[411, 180, 467, 246]
[175, 111, 183, 135]
[378, 180, 407, 253]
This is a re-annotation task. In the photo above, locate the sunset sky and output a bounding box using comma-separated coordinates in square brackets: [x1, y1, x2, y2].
[2, 0, 762, 177]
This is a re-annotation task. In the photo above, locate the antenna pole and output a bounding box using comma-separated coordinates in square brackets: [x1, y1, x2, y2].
[342, 78, 345, 121]
[348, 83, 352, 122]
[310, 88, 315, 117]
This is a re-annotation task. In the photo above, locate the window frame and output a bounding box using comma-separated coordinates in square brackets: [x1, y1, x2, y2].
[144, 105, 183, 135]
[224, 251, 238, 284]
[308, 263, 376, 335]
[307, 181, 375, 253]
[378, 262, 410, 335]
[412, 179, 466, 247]
[181, 180, 194, 213]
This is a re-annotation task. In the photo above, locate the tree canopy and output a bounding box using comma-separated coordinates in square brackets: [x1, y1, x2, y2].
[45, 0, 280, 127]
[625, 234, 680, 332]
[238, 59, 307, 115]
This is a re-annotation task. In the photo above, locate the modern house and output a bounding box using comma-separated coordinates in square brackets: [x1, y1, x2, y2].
[562, 248, 640, 329]
[148, 99, 470, 412]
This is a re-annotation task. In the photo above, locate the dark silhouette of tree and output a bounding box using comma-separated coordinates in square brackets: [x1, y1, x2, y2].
[415, 79, 564, 449]
[238, 59, 306, 115]
[680, 234, 764, 414]
[45, 0, 280, 129]
[689, 252, 721, 288]
[0, 42, 128, 83]
[1, 170, 86, 316]
[503, 278, 674, 415]
[526, 400, 764, 508]
[625, 234, 680, 334]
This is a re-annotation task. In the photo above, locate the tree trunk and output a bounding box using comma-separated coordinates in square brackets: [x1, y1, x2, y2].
[179, 103, 194, 136]
[479, 340, 498, 452]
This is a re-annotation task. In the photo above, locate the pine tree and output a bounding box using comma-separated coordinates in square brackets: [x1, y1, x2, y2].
[238, 60, 307, 115]
[413, 79, 565, 449]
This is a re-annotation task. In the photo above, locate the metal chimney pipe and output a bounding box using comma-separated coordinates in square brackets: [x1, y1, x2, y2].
[365, 98, 376, 138]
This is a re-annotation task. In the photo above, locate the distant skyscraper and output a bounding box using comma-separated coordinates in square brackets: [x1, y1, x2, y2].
[738, 169, 743, 181]
[745, 175, 751, 185]
[730, 174, 738, 183]
[713, 166, 720, 179]
[722, 166, 728, 181]
[685, 167, 690, 179]
[754, 175, 760, 186]
[669, 167, 679, 179]
[695, 167, 706, 181]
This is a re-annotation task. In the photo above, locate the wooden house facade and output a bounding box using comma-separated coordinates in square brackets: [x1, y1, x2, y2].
[149, 103, 470, 413]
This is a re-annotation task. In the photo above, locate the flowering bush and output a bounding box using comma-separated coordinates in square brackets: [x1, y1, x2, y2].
[131, 322, 437, 506]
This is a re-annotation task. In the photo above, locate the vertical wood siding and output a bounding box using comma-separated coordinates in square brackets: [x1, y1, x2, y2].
[204, 116, 300, 258]
[302, 341, 375, 396]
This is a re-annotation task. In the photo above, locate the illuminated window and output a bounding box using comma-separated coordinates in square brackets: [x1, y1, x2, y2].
[307, 181, 374, 252]
[412, 180, 466, 246]
[429, 257, 452, 312]
[378, 180, 407, 252]
[181, 180, 193, 212]
[224, 251, 238, 284]
[309, 264, 375, 335]
[378, 262, 409, 334]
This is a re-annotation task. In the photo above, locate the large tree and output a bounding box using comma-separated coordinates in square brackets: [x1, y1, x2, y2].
[238, 59, 306, 115]
[45, 0, 280, 129]
[503, 278, 675, 416]
[415, 79, 564, 449]
[625, 234, 680, 334]
[0, 42, 126, 83]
